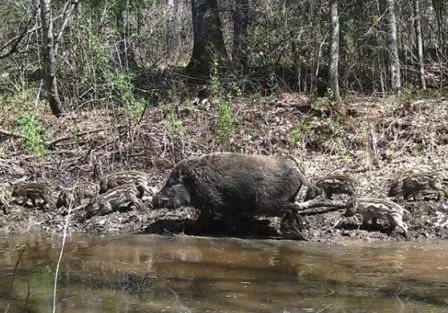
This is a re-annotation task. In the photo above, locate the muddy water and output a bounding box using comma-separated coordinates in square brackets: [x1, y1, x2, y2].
[0, 235, 447, 313]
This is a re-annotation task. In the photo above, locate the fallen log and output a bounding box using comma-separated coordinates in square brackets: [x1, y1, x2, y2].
[296, 196, 348, 216]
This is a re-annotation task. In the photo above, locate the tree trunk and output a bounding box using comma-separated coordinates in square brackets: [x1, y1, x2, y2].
[187, 0, 228, 72]
[116, 0, 137, 69]
[432, 0, 447, 53]
[233, 0, 249, 66]
[385, 0, 401, 93]
[39, 0, 64, 117]
[328, 0, 340, 100]
[413, 0, 426, 90]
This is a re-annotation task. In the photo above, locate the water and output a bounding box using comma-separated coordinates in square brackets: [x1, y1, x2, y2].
[0, 234, 448, 313]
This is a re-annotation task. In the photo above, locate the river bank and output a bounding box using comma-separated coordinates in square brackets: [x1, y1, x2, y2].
[0, 94, 447, 242]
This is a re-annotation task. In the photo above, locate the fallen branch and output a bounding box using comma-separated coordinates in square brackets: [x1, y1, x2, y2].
[300, 205, 346, 216]
[47, 128, 105, 147]
[296, 197, 348, 216]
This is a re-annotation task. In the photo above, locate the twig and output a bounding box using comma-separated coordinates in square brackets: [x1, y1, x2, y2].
[54, 0, 79, 55]
[34, 80, 43, 111]
[0, 128, 26, 139]
[0, 17, 32, 59]
[52, 179, 77, 313]
[47, 128, 105, 147]
[1, 8, 77, 59]
[317, 304, 333, 313]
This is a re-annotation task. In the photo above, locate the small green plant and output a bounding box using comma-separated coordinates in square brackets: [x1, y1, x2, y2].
[288, 117, 318, 148]
[217, 101, 234, 139]
[327, 88, 337, 106]
[166, 112, 184, 138]
[253, 90, 262, 104]
[17, 113, 46, 156]
[288, 123, 306, 147]
[231, 82, 243, 98]
[128, 97, 146, 122]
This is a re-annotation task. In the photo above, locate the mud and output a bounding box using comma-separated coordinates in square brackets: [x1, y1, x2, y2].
[0, 194, 447, 242]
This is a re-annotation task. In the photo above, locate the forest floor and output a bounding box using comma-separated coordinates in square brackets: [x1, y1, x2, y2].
[0, 92, 447, 242]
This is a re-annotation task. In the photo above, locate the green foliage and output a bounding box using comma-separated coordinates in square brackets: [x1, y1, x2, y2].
[231, 82, 243, 98]
[216, 101, 234, 139]
[208, 61, 236, 140]
[288, 121, 310, 148]
[326, 88, 337, 105]
[253, 90, 263, 104]
[289, 114, 346, 152]
[83, 25, 145, 120]
[17, 113, 46, 156]
[166, 111, 184, 138]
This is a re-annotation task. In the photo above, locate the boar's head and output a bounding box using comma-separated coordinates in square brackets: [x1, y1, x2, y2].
[387, 180, 402, 197]
[152, 161, 191, 209]
[343, 197, 358, 217]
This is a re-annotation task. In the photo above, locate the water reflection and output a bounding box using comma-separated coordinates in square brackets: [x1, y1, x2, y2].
[0, 234, 448, 312]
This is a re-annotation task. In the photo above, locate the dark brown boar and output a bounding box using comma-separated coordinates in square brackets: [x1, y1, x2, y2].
[152, 153, 316, 225]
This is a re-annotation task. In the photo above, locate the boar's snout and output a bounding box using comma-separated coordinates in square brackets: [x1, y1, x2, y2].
[152, 184, 191, 210]
[344, 198, 358, 217]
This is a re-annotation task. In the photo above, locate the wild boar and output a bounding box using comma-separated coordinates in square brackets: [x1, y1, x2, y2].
[99, 170, 152, 197]
[388, 171, 447, 201]
[56, 182, 99, 208]
[152, 153, 317, 226]
[0, 185, 10, 214]
[304, 174, 358, 200]
[344, 197, 409, 237]
[12, 182, 52, 211]
[85, 183, 144, 218]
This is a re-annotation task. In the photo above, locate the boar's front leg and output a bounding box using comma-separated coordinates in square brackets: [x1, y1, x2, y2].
[194, 208, 216, 233]
[279, 213, 307, 240]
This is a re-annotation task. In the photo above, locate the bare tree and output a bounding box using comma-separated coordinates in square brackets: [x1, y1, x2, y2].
[328, 0, 340, 100]
[413, 0, 426, 90]
[385, 0, 401, 93]
[187, 0, 228, 72]
[39, 0, 64, 117]
[233, 0, 249, 66]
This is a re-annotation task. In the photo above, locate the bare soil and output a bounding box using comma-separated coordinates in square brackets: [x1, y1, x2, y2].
[1, 94, 447, 242]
